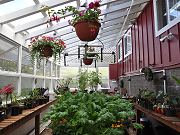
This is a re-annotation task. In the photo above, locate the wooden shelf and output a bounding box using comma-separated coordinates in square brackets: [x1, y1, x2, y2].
[134, 103, 180, 133]
[0, 99, 56, 135]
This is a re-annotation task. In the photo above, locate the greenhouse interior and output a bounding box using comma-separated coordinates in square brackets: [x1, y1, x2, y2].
[0, 0, 180, 135]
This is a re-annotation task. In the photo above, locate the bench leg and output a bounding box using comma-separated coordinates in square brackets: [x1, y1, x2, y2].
[35, 114, 40, 135]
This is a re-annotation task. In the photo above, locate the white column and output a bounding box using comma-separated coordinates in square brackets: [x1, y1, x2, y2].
[49, 61, 53, 93]
[17, 36, 23, 96]
[43, 58, 46, 88]
[32, 59, 37, 89]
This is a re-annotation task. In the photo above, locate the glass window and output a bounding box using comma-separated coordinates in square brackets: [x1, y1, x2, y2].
[169, 0, 180, 21]
[22, 49, 34, 74]
[0, 75, 18, 93]
[156, 0, 168, 30]
[21, 77, 33, 94]
[118, 41, 122, 61]
[123, 30, 132, 58]
[45, 79, 50, 89]
[154, 0, 180, 36]
[36, 60, 44, 76]
[0, 41, 19, 72]
[36, 79, 44, 88]
[45, 61, 51, 77]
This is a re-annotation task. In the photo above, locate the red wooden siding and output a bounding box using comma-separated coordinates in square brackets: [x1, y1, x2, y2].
[109, 63, 118, 80]
[115, 1, 180, 77]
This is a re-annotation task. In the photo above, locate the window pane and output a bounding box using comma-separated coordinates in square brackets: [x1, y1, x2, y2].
[0, 39, 19, 72]
[156, 0, 168, 30]
[36, 79, 44, 88]
[21, 77, 33, 94]
[36, 60, 44, 76]
[22, 49, 34, 74]
[0, 75, 18, 93]
[45, 61, 51, 77]
[45, 79, 50, 89]
[124, 30, 132, 57]
[169, 0, 180, 21]
[0, 76, 18, 102]
[118, 41, 122, 60]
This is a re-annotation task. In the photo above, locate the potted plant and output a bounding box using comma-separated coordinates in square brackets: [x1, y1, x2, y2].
[0, 83, 15, 118]
[77, 70, 90, 91]
[89, 71, 102, 91]
[141, 67, 153, 81]
[83, 47, 99, 65]
[11, 94, 23, 116]
[42, 0, 101, 41]
[29, 36, 66, 66]
[43, 91, 143, 135]
[55, 78, 72, 95]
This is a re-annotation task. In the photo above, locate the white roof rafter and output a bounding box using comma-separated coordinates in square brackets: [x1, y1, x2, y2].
[15, 0, 148, 34]
[26, 5, 143, 40]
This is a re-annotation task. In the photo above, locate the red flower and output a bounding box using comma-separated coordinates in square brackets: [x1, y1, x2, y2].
[89, 2, 94, 9]
[0, 84, 14, 95]
[94, 2, 100, 8]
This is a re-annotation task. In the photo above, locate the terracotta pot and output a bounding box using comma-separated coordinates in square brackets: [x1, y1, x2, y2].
[83, 58, 93, 65]
[74, 20, 101, 41]
[41, 46, 53, 57]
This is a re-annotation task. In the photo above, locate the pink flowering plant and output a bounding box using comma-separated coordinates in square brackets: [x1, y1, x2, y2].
[45, 0, 101, 26]
[29, 36, 66, 65]
[0, 83, 14, 105]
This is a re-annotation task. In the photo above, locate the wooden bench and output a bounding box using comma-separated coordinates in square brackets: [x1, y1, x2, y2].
[0, 99, 56, 135]
[134, 103, 180, 133]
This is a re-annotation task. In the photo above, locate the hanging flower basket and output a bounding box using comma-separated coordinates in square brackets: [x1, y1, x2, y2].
[41, 46, 53, 57]
[74, 20, 101, 41]
[29, 36, 66, 65]
[83, 58, 93, 65]
[42, 1, 102, 41]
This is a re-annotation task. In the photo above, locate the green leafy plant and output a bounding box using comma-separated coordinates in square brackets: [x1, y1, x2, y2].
[141, 67, 153, 81]
[84, 47, 100, 59]
[119, 79, 124, 88]
[77, 70, 89, 91]
[42, 0, 101, 26]
[44, 92, 142, 135]
[89, 71, 102, 90]
[29, 36, 66, 66]
[172, 76, 180, 85]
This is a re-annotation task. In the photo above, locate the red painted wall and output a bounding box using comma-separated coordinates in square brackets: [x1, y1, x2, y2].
[109, 63, 118, 80]
[116, 1, 180, 77]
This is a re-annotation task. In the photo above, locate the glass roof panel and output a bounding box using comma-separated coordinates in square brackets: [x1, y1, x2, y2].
[50, 1, 77, 11]
[0, 0, 35, 16]
[27, 24, 47, 33]
[11, 13, 44, 27]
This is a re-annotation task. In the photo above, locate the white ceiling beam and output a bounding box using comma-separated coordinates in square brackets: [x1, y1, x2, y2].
[0, 0, 76, 24]
[63, 14, 137, 42]
[14, 0, 128, 33]
[26, 4, 142, 40]
[64, 27, 121, 45]
[0, 0, 14, 4]
[17, 0, 148, 36]
[24, 3, 131, 38]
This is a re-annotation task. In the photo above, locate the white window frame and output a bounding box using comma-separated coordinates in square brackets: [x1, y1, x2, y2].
[153, 0, 180, 37]
[118, 40, 122, 62]
[123, 30, 132, 58]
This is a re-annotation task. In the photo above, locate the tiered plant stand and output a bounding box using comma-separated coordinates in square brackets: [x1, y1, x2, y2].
[0, 99, 56, 135]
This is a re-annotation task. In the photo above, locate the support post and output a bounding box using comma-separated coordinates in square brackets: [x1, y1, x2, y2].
[35, 114, 40, 135]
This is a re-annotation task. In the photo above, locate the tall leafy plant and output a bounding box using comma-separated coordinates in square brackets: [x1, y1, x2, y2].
[78, 70, 89, 91]
[44, 92, 142, 135]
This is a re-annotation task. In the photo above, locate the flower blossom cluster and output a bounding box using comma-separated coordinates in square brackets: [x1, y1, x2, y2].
[0, 83, 14, 95]
[29, 36, 66, 48]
